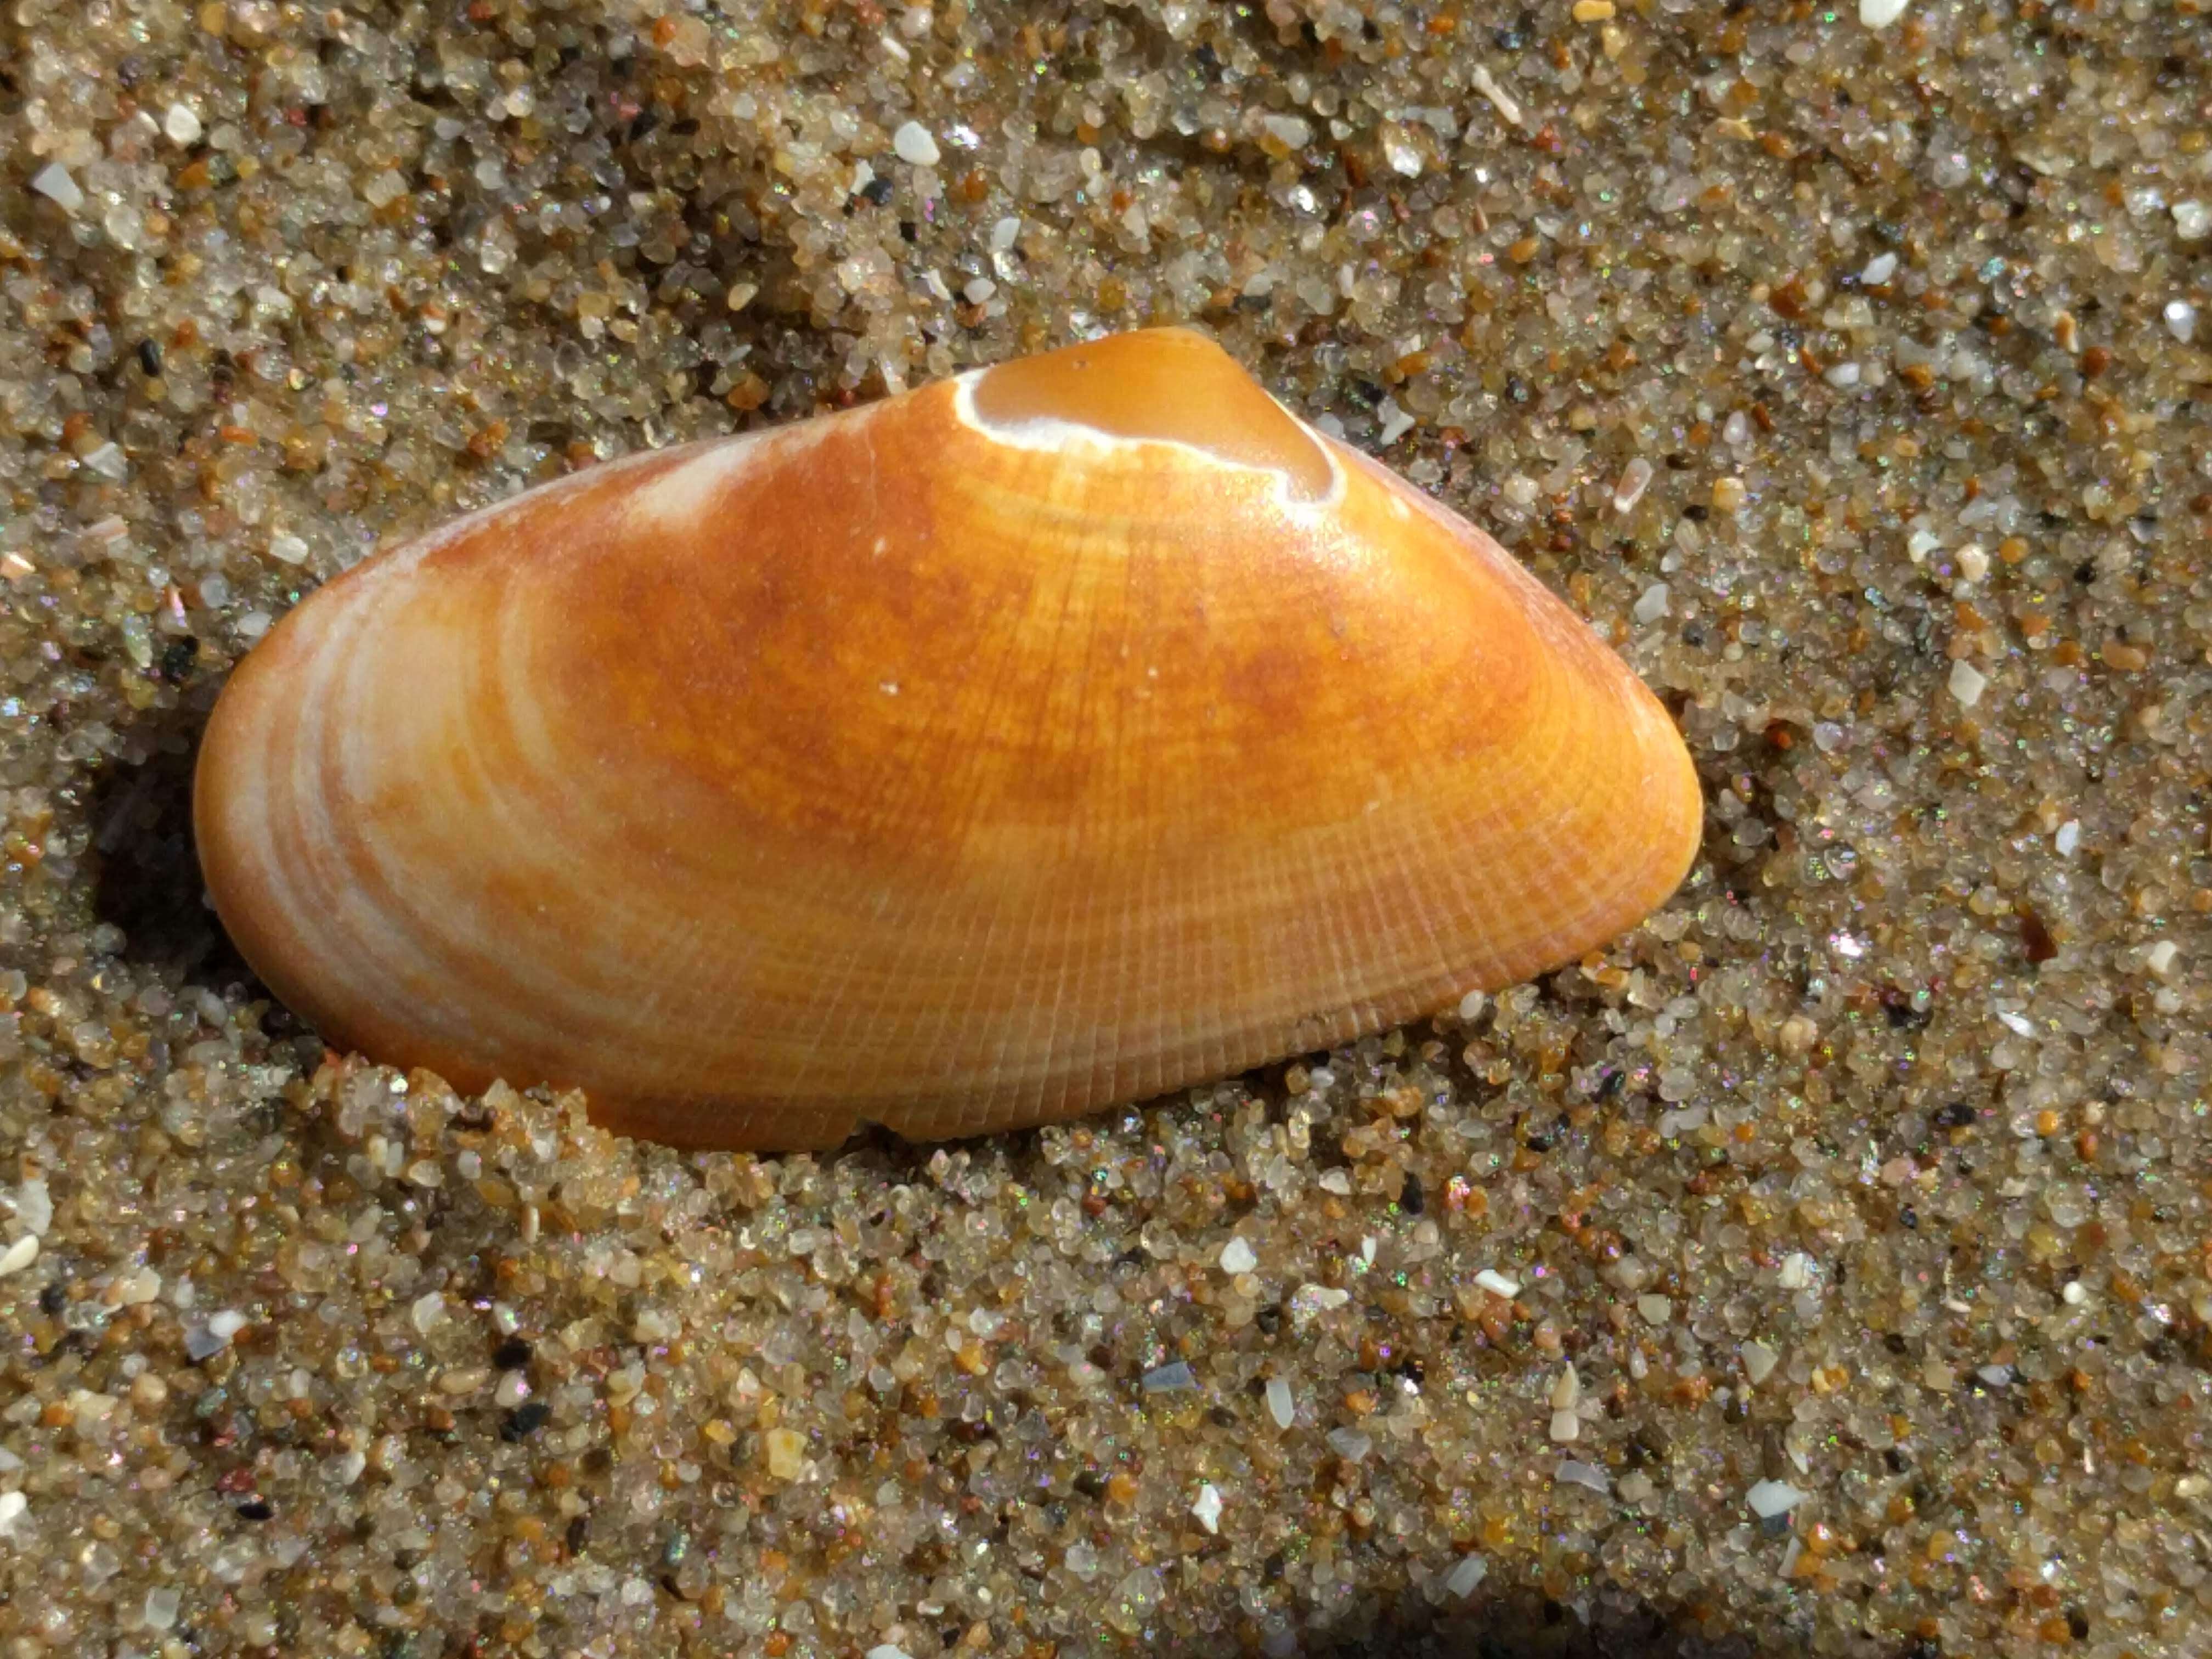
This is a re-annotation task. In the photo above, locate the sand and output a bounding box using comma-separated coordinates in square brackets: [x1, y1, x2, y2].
[1, 2, 2208, 1656]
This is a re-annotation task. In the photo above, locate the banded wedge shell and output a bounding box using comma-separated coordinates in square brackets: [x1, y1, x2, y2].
[195, 328, 1701, 1150]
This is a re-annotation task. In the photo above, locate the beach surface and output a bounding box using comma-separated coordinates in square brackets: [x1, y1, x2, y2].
[0, 2, 2208, 1656]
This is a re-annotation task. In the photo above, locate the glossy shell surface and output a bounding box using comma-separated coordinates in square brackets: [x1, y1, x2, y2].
[195, 329, 1702, 1150]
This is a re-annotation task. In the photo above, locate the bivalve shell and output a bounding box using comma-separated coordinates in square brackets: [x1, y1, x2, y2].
[194, 329, 1701, 1150]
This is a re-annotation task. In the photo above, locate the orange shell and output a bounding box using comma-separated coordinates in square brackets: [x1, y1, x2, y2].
[194, 329, 1701, 1151]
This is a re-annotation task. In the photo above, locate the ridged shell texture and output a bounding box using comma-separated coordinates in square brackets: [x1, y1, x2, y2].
[195, 329, 1702, 1150]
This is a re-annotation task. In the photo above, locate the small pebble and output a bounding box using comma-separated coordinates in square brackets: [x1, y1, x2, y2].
[1379, 127, 1422, 179]
[1142, 1361, 1197, 1393]
[1190, 1482, 1222, 1534]
[1444, 1554, 1488, 1598]
[0, 1235, 37, 1278]
[1742, 1341, 1779, 1385]
[1858, 0, 1909, 27]
[1556, 1460, 1610, 1494]
[1219, 1237, 1257, 1276]
[71, 1389, 117, 1425]
[162, 103, 204, 145]
[1746, 1480, 1808, 1519]
[1470, 65, 1523, 128]
[9, 1180, 48, 1238]
[29, 162, 82, 212]
[1633, 582, 1671, 624]
[1289, 1283, 1349, 1321]
[1326, 1427, 1372, 1462]
[1265, 1377, 1294, 1430]
[1948, 660, 1988, 708]
[891, 121, 940, 166]
[764, 1427, 806, 1480]
[143, 1586, 180, 1630]
[1611, 456, 1654, 512]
